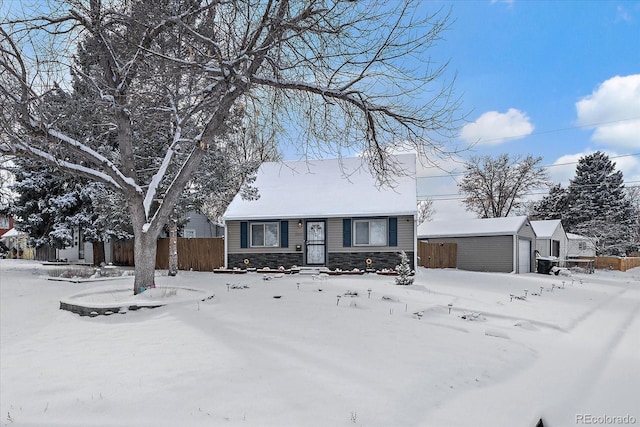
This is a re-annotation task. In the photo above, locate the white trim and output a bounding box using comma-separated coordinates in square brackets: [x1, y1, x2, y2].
[352, 218, 388, 247]
[512, 234, 517, 273]
[413, 213, 418, 269]
[224, 223, 228, 269]
[250, 222, 280, 248]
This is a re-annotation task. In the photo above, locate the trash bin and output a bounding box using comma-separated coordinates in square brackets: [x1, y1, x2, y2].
[537, 258, 557, 274]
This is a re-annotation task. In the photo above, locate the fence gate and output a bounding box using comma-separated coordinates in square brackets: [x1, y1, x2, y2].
[418, 242, 457, 269]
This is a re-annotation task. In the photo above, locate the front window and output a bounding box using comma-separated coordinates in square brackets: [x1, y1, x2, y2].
[354, 219, 387, 246]
[251, 222, 279, 247]
[578, 242, 587, 250]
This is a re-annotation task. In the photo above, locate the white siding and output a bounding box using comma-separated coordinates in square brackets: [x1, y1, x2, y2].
[535, 223, 568, 259]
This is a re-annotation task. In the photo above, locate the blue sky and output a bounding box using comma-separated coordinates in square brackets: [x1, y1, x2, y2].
[412, 0, 640, 219]
[2, 1, 638, 221]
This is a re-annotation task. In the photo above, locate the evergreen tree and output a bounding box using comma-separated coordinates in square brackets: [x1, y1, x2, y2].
[531, 183, 569, 220]
[9, 157, 132, 249]
[10, 158, 86, 248]
[395, 251, 414, 286]
[564, 151, 635, 255]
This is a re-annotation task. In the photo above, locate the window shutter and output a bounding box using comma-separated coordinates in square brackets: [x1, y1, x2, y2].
[343, 218, 352, 247]
[388, 217, 398, 247]
[280, 221, 289, 248]
[240, 222, 248, 248]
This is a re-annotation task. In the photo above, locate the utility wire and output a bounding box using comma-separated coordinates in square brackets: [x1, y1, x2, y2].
[419, 182, 640, 201]
[417, 152, 640, 180]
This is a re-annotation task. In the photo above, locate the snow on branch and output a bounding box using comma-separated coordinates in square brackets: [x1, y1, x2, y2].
[41, 125, 142, 193]
[17, 144, 123, 189]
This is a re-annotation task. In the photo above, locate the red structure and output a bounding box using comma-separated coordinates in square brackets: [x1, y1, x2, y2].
[0, 215, 14, 237]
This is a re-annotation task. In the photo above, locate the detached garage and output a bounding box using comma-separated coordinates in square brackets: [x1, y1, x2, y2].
[417, 216, 536, 274]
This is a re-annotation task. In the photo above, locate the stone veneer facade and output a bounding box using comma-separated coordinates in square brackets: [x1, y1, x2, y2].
[228, 251, 414, 271]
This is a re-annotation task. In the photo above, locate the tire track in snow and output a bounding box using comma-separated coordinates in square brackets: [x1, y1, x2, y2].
[422, 285, 640, 427]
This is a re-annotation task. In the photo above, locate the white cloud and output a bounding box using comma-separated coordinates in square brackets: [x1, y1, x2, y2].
[547, 150, 640, 188]
[575, 74, 640, 150]
[547, 152, 590, 186]
[459, 108, 534, 146]
[616, 5, 632, 23]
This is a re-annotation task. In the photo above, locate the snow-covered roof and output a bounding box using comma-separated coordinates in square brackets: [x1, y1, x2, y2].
[223, 154, 417, 220]
[417, 216, 530, 238]
[0, 228, 22, 239]
[566, 232, 589, 240]
[530, 219, 562, 239]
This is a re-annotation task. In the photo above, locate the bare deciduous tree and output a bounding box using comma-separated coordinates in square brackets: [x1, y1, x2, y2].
[1, 0, 462, 293]
[458, 154, 549, 218]
[417, 199, 435, 225]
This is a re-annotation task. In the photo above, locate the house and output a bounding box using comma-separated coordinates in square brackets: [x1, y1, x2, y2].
[566, 232, 596, 258]
[222, 154, 417, 271]
[417, 216, 536, 274]
[0, 228, 35, 260]
[0, 215, 14, 237]
[182, 211, 224, 238]
[55, 228, 93, 263]
[531, 219, 568, 259]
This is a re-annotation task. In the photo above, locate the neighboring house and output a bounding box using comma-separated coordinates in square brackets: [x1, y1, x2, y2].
[0, 215, 14, 237]
[531, 219, 568, 259]
[223, 154, 417, 270]
[56, 228, 93, 263]
[160, 211, 224, 238]
[417, 216, 536, 274]
[566, 232, 597, 258]
[0, 228, 35, 260]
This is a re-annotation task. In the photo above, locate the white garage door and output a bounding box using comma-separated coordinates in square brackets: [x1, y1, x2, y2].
[518, 239, 531, 273]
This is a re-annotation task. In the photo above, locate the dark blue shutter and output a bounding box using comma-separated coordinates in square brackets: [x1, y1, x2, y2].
[240, 222, 248, 248]
[388, 217, 398, 247]
[280, 221, 288, 248]
[343, 218, 352, 247]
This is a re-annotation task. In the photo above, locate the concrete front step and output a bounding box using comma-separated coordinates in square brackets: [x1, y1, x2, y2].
[297, 266, 330, 275]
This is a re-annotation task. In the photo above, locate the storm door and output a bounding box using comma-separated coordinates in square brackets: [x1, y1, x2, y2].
[305, 220, 326, 265]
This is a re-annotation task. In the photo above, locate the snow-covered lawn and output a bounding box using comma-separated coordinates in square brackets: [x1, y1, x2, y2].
[1, 259, 638, 427]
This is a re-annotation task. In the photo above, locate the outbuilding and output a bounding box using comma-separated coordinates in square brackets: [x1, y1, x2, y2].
[531, 219, 568, 259]
[417, 216, 536, 274]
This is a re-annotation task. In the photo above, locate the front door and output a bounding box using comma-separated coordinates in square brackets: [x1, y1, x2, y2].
[306, 220, 326, 265]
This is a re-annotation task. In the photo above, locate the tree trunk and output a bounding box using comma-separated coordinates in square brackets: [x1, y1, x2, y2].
[168, 219, 178, 276]
[133, 232, 158, 295]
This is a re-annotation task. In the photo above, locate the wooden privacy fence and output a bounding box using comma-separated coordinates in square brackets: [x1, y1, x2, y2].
[594, 256, 640, 272]
[418, 242, 457, 269]
[113, 238, 225, 272]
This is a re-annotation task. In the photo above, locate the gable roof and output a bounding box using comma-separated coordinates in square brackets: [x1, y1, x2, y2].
[0, 228, 22, 239]
[417, 216, 530, 238]
[530, 219, 563, 239]
[566, 232, 590, 240]
[223, 154, 417, 220]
